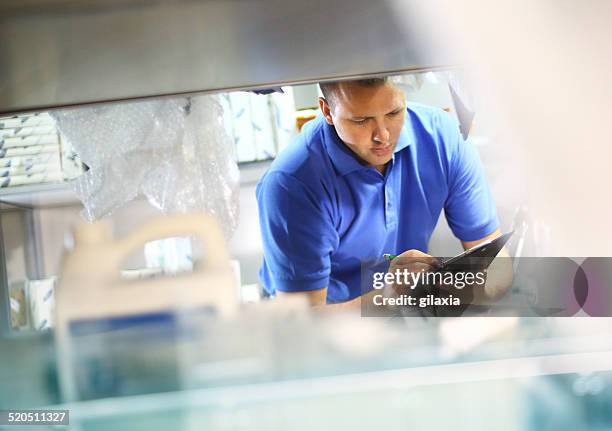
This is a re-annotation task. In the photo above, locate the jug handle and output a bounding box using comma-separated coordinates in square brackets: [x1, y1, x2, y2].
[115, 212, 229, 272]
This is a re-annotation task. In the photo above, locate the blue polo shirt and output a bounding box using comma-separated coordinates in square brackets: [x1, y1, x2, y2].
[256, 103, 499, 303]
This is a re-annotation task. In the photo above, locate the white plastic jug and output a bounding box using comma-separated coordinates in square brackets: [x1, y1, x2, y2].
[56, 212, 237, 321]
[55, 212, 237, 401]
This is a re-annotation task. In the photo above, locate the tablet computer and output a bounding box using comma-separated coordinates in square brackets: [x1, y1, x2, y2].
[437, 231, 513, 272]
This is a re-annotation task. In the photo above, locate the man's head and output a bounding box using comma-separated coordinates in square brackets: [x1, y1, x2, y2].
[318, 78, 406, 173]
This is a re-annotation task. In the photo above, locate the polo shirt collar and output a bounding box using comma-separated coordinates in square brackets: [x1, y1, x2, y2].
[323, 116, 413, 176]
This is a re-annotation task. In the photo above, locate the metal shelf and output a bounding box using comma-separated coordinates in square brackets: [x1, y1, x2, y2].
[0, 0, 454, 115]
[0, 182, 81, 211]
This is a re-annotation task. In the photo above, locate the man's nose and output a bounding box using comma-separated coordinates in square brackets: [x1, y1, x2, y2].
[373, 121, 390, 143]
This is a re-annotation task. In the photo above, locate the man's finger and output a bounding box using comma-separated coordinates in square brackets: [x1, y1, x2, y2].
[391, 250, 440, 269]
[389, 261, 434, 274]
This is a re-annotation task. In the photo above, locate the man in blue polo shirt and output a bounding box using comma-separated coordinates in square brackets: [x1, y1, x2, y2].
[256, 77, 507, 307]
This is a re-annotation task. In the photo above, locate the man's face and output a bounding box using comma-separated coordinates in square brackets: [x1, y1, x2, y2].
[319, 82, 406, 173]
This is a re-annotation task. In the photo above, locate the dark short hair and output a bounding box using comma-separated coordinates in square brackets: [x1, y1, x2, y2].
[319, 77, 389, 106]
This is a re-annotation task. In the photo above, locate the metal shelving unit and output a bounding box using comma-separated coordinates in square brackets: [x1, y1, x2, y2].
[0, 182, 80, 336]
[0, 182, 80, 211]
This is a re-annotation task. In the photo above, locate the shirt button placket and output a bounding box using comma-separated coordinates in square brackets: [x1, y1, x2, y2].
[386, 180, 398, 229]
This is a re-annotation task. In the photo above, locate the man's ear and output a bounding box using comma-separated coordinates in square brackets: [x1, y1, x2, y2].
[318, 97, 334, 125]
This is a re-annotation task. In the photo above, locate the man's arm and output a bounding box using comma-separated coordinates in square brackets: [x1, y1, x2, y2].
[278, 232, 512, 308]
[257, 170, 340, 303]
[277, 250, 439, 309]
[278, 286, 385, 309]
[277, 287, 355, 308]
[276, 287, 396, 311]
[435, 109, 510, 303]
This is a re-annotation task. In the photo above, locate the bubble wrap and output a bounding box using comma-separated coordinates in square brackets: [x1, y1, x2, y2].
[51, 95, 240, 237]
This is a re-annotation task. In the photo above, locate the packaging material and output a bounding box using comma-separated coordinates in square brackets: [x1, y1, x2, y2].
[59, 135, 85, 180]
[51, 95, 240, 236]
[240, 283, 262, 303]
[0, 134, 59, 148]
[0, 161, 60, 177]
[224, 91, 259, 162]
[220, 89, 296, 163]
[270, 87, 297, 152]
[121, 236, 194, 280]
[0, 112, 54, 129]
[0, 172, 63, 188]
[144, 237, 193, 275]
[0, 125, 56, 138]
[0, 152, 60, 169]
[0, 113, 83, 187]
[9, 281, 29, 330]
[0, 153, 63, 187]
[0, 144, 59, 158]
[391, 72, 426, 93]
[28, 277, 56, 330]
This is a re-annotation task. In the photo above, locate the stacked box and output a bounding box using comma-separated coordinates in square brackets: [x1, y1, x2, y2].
[221, 90, 296, 163]
[9, 281, 29, 330]
[0, 112, 85, 187]
[28, 277, 56, 330]
[0, 112, 55, 129]
[60, 132, 86, 180]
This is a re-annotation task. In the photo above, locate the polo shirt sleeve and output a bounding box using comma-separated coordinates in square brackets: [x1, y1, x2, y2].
[256, 171, 338, 293]
[441, 113, 500, 242]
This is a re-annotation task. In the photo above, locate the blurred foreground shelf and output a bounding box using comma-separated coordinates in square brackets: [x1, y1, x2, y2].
[49, 347, 612, 430]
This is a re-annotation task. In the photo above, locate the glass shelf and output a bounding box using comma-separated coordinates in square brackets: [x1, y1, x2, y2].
[27, 318, 612, 430]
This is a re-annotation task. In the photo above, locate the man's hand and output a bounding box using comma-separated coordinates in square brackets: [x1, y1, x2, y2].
[276, 235, 512, 312]
[377, 249, 441, 314]
[357, 249, 440, 316]
[386, 249, 440, 291]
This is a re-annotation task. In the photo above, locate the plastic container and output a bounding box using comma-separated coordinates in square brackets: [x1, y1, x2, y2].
[55, 212, 237, 401]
